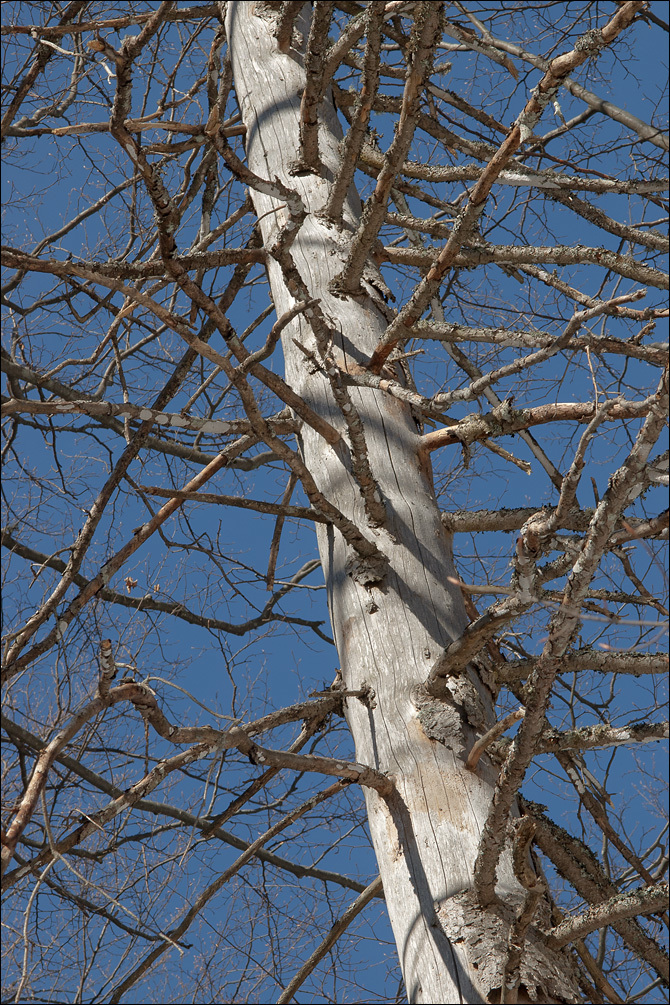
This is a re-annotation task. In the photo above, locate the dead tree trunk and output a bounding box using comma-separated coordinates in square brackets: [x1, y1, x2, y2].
[226, 4, 576, 1001]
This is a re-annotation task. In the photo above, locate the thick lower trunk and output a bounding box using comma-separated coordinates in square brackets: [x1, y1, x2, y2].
[226, 5, 575, 1002]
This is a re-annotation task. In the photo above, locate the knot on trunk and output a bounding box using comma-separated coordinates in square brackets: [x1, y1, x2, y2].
[345, 550, 389, 586]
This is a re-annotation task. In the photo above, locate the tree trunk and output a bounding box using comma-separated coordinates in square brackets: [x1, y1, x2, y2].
[226, 5, 575, 1002]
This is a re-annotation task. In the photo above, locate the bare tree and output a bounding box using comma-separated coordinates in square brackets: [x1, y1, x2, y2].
[1, 2, 668, 1003]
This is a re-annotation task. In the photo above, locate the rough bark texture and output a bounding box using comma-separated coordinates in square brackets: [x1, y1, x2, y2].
[226, 4, 577, 1001]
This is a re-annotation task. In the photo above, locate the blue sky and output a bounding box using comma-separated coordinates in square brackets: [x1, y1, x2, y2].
[2, 3, 668, 1001]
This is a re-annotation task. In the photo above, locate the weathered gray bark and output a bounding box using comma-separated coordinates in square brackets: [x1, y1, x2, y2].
[226, 5, 576, 1001]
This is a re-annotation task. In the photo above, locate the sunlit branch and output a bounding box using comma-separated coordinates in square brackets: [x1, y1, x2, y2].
[367, 1, 648, 372]
[1, 667, 366, 878]
[1, 713, 378, 898]
[290, 2, 334, 175]
[0, 5, 220, 39]
[105, 780, 352, 1005]
[465, 707, 525, 772]
[547, 883, 669, 950]
[1, 397, 299, 438]
[419, 396, 654, 454]
[359, 143, 669, 196]
[276, 875, 384, 1003]
[528, 803, 669, 982]
[409, 321, 668, 366]
[2, 435, 258, 682]
[331, 5, 442, 295]
[137, 483, 328, 522]
[515, 262, 669, 319]
[495, 649, 668, 685]
[555, 752, 664, 891]
[473, 369, 669, 907]
[390, 191, 552, 482]
[266, 471, 298, 590]
[0, 0, 88, 140]
[382, 244, 668, 290]
[478, 24, 669, 151]
[1, 528, 329, 640]
[322, 5, 385, 226]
